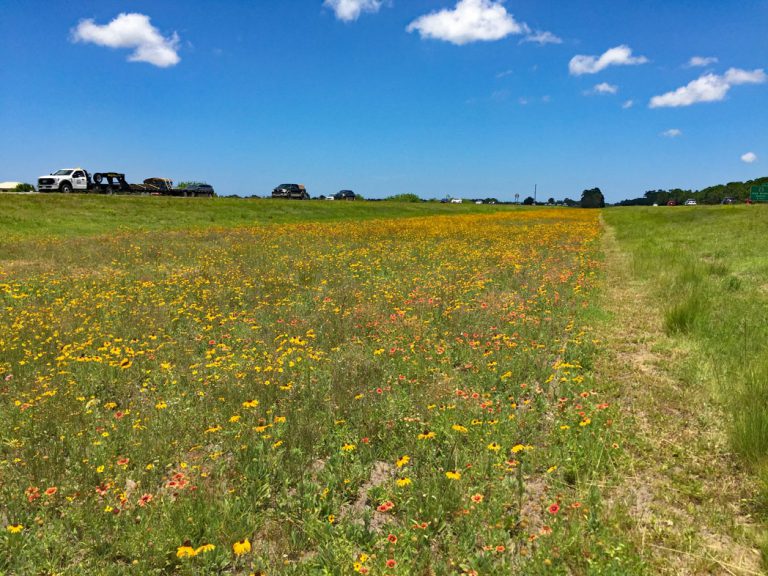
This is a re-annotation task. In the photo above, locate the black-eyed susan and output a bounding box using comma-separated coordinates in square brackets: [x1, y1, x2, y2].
[233, 538, 251, 556]
[176, 543, 197, 558]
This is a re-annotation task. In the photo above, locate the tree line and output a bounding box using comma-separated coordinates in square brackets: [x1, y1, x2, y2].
[615, 176, 768, 206]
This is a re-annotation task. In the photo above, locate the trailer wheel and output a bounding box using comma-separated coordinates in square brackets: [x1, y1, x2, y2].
[93, 173, 103, 184]
[59, 182, 73, 193]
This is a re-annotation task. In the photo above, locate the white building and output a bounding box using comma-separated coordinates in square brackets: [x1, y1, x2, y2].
[0, 181, 24, 192]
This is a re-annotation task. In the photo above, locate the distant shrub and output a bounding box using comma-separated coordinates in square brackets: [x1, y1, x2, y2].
[14, 183, 35, 192]
[177, 181, 208, 190]
[386, 193, 421, 203]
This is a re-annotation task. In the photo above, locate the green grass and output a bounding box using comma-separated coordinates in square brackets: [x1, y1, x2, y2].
[604, 205, 768, 521]
[0, 194, 515, 240]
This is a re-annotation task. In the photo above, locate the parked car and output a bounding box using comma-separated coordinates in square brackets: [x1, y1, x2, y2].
[272, 184, 309, 200]
[721, 197, 737, 205]
[333, 190, 356, 201]
[666, 200, 678, 206]
[684, 199, 697, 206]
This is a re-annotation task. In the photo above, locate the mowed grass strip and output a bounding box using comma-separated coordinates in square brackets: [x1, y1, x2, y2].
[0, 209, 638, 574]
[604, 205, 768, 562]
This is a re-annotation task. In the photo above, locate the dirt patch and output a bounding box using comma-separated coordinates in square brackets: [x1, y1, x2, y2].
[339, 461, 394, 533]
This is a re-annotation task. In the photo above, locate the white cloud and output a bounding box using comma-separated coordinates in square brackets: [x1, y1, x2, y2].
[71, 13, 180, 68]
[521, 30, 562, 45]
[496, 69, 514, 78]
[622, 99, 634, 109]
[724, 68, 766, 84]
[592, 82, 618, 95]
[324, 0, 382, 22]
[407, 0, 526, 45]
[569, 45, 648, 76]
[688, 56, 718, 68]
[741, 152, 758, 163]
[662, 129, 682, 138]
[649, 68, 766, 108]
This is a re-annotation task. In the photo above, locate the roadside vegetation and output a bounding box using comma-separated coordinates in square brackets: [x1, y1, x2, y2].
[0, 194, 513, 243]
[0, 208, 641, 574]
[604, 205, 768, 566]
[3, 196, 766, 574]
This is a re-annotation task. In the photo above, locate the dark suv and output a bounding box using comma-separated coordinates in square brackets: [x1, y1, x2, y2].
[334, 190, 356, 201]
[184, 183, 216, 197]
[272, 184, 309, 200]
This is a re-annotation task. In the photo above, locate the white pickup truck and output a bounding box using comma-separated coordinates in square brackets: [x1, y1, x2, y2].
[37, 168, 90, 193]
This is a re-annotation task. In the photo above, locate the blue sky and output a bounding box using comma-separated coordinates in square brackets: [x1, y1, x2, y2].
[2, 0, 767, 201]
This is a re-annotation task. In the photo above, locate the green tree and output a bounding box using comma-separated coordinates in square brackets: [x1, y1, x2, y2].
[580, 188, 605, 208]
[14, 183, 35, 192]
[522, 196, 535, 205]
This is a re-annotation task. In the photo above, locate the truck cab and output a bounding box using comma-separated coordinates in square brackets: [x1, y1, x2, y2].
[38, 168, 90, 193]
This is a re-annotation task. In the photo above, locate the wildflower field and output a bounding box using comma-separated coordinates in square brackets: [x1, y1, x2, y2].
[0, 204, 640, 575]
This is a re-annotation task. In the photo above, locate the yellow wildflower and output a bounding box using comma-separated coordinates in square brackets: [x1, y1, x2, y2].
[177, 545, 197, 558]
[233, 538, 252, 556]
